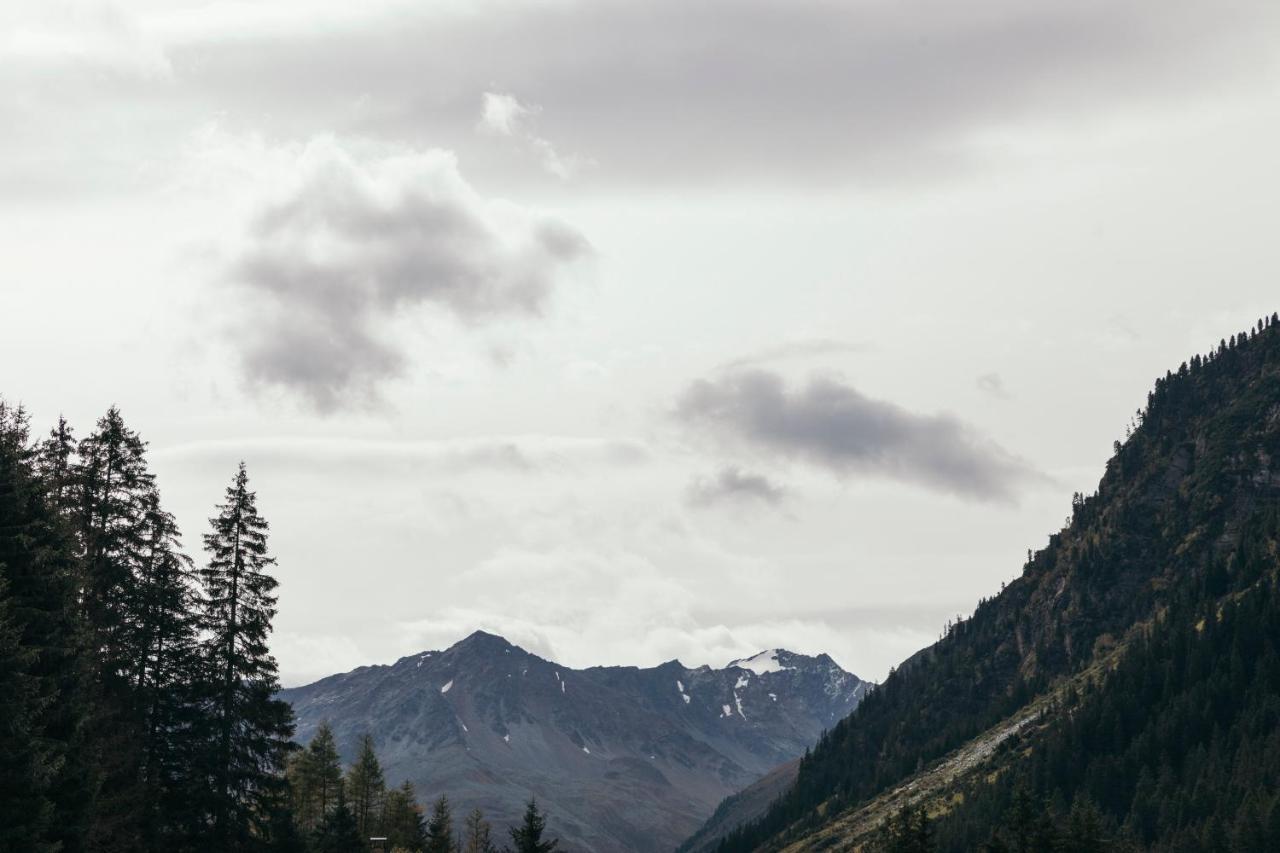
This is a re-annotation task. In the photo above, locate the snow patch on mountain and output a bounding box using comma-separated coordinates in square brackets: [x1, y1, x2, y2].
[730, 650, 791, 676]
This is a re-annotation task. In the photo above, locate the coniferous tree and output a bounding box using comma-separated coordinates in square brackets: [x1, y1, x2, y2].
[463, 808, 497, 853]
[132, 492, 204, 849]
[35, 415, 77, 516]
[424, 795, 455, 853]
[198, 462, 294, 849]
[0, 573, 52, 851]
[0, 401, 94, 852]
[311, 791, 364, 853]
[383, 781, 427, 851]
[76, 406, 159, 848]
[287, 721, 344, 834]
[346, 733, 387, 840]
[508, 799, 558, 853]
[884, 804, 933, 853]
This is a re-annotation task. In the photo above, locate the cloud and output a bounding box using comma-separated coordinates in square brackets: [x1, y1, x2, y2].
[391, 544, 863, 674]
[1, 2, 171, 79]
[223, 136, 591, 410]
[478, 91, 588, 179]
[115, 0, 1280, 189]
[676, 369, 1045, 502]
[153, 434, 650, 474]
[720, 338, 866, 371]
[686, 466, 788, 509]
[976, 372, 1010, 399]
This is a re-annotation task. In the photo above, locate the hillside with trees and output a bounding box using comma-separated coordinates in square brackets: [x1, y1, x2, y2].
[701, 314, 1280, 852]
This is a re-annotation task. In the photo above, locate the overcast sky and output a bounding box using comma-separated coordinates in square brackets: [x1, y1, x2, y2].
[4, 0, 1279, 685]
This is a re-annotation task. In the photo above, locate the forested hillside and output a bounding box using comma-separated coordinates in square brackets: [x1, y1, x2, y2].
[707, 314, 1280, 853]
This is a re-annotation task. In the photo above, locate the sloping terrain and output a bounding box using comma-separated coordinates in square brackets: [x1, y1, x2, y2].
[697, 316, 1280, 852]
[280, 634, 868, 852]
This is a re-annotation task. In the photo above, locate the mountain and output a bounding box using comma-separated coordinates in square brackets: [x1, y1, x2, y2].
[694, 315, 1280, 852]
[279, 633, 869, 852]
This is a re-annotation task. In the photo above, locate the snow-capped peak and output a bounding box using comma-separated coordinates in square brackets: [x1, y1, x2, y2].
[729, 649, 791, 676]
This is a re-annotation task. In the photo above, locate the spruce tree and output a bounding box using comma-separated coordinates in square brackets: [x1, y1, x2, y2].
[383, 781, 427, 851]
[346, 733, 387, 840]
[311, 792, 364, 853]
[76, 406, 158, 848]
[35, 415, 77, 517]
[76, 406, 156, 681]
[0, 401, 94, 852]
[424, 795, 455, 853]
[0, 573, 52, 851]
[198, 462, 294, 849]
[287, 721, 344, 834]
[132, 492, 204, 849]
[508, 799, 558, 853]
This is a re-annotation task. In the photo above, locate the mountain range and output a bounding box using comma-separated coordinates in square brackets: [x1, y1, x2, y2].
[280, 632, 869, 852]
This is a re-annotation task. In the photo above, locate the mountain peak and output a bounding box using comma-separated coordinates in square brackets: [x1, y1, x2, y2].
[449, 629, 516, 654]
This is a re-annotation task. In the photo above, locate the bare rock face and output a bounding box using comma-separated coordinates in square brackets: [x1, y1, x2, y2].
[280, 632, 869, 852]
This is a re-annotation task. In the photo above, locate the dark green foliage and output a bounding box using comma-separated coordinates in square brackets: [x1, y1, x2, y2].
[0, 400, 93, 852]
[425, 795, 455, 853]
[311, 796, 365, 853]
[198, 462, 295, 850]
[507, 799, 559, 853]
[384, 781, 429, 851]
[286, 721, 345, 835]
[77, 407, 159, 849]
[2, 402, 303, 851]
[712, 318, 1280, 853]
[881, 804, 933, 853]
[346, 733, 387, 841]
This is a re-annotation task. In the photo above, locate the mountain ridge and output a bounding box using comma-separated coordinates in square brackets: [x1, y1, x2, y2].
[696, 314, 1280, 852]
[281, 630, 870, 852]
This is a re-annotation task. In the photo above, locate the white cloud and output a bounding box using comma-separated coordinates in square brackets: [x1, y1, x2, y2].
[1, 2, 171, 79]
[478, 90, 590, 179]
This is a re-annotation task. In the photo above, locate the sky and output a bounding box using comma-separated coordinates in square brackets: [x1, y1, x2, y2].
[3, 0, 1280, 686]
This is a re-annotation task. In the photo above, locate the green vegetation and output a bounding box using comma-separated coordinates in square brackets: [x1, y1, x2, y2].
[714, 314, 1280, 853]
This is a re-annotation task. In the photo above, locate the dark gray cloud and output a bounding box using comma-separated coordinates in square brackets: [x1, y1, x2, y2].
[226, 137, 590, 410]
[676, 369, 1045, 502]
[150, 0, 1280, 188]
[686, 466, 788, 510]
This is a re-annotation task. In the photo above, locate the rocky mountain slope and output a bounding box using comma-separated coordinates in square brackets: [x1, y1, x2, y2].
[697, 315, 1280, 852]
[280, 633, 868, 852]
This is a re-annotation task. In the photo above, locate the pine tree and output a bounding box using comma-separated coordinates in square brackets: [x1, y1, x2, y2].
[76, 406, 158, 848]
[35, 415, 77, 517]
[287, 721, 344, 834]
[425, 795, 455, 853]
[383, 781, 427, 851]
[0, 401, 94, 852]
[76, 406, 156, 681]
[508, 799, 559, 853]
[463, 808, 497, 853]
[0, 573, 52, 851]
[346, 733, 387, 840]
[198, 462, 294, 849]
[132, 492, 204, 849]
[311, 792, 364, 853]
